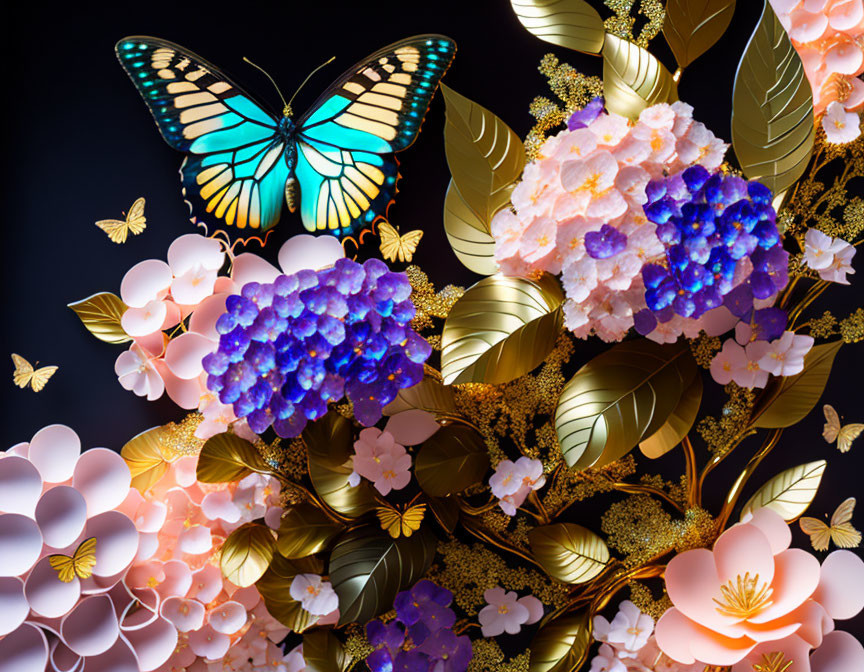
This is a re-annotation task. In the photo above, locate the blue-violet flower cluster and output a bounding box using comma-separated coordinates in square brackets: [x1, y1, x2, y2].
[366, 580, 471, 672]
[202, 258, 431, 438]
[634, 165, 788, 337]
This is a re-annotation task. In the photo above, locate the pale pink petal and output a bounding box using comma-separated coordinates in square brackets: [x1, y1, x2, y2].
[201, 490, 241, 523]
[161, 597, 206, 632]
[155, 560, 193, 600]
[85, 511, 139, 577]
[188, 564, 222, 604]
[825, 41, 864, 75]
[0, 513, 42, 577]
[121, 260, 173, 308]
[24, 555, 81, 617]
[748, 549, 820, 623]
[73, 448, 131, 515]
[135, 533, 159, 563]
[230, 586, 260, 611]
[845, 77, 864, 111]
[813, 550, 864, 620]
[35, 485, 88, 549]
[664, 548, 733, 631]
[60, 594, 119, 656]
[121, 301, 168, 338]
[188, 624, 230, 660]
[170, 267, 218, 306]
[788, 8, 829, 42]
[28, 424, 80, 483]
[0, 577, 28, 636]
[179, 525, 212, 555]
[810, 630, 864, 672]
[189, 293, 228, 341]
[122, 616, 177, 671]
[173, 457, 199, 489]
[154, 361, 205, 410]
[0, 623, 49, 671]
[167, 234, 225, 276]
[713, 523, 775, 587]
[518, 595, 544, 624]
[208, 600, 247, 634]
[231, 253, 280, 287]
[164, 332, 216, 380]
[384, 410, 441, 445]
[655, 608, 756, 666]
[731, 635, 812, 672]
[79, 638, 139, 672]
[0, 454, 42, 516]
[278, 234, 344, 275]
[132, 500, 167, 534]
[742, 507, 792, 555]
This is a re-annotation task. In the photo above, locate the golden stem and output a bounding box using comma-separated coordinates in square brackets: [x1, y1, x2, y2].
[672, 67, 683, 83]
[716, 429, 783, 530]
[455, 495, 499, 516]
[461, 517, 544, 570]
[681, 435, 700, 507]
[528, 490, 552, 525]
[611, 482, 685, 514]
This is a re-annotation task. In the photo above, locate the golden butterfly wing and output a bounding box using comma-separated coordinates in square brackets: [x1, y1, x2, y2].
[29, 366, 58, 392]
[395, 230, 424, 263]
[71, 537, 98, 579]
[823, 404, 841, 443]
[95, 218, 130, 244]
[831, 497, 857, 526]
[48, 554, 78, 582]
[837, 424, 864, 453]
[378, 222, 403, 263]
[126, 197, 147, 235]
[376, 506, 403, 539]
[11, 353, 34, 389]
[831, 523, 862, 549]
[400, 504, 426, 538]
[799, 517, 832, 552]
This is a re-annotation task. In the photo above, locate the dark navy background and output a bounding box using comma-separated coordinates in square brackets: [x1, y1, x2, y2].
[2, 0, 862, 637]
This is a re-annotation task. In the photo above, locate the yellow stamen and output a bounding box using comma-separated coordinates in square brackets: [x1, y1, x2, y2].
[713, 572, 773, 619]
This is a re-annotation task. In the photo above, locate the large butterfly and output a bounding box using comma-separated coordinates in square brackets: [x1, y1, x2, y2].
[116, 35, 455, 239]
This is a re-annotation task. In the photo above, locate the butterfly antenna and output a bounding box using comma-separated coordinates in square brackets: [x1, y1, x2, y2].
[242, 57, 291, 117]
[288, 56, 336, 113]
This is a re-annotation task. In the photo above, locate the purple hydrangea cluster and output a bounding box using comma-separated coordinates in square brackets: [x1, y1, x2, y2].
[634, 165, 789, 336]
[202, 258, 431, 438]
[365, 580, 471, 672]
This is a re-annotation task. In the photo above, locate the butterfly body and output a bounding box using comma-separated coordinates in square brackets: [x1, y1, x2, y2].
[116, 35, 455, 239]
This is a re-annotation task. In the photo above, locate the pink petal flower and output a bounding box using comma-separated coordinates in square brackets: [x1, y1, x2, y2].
[201, 490, 241, 524]
[812, 550, 864, 620]
[60, 594, 120, 656]
[179, 525, 212, 555]
[824, 39, 864, 74]
[122, 616, 177, 671]
[788, 8, 830, 42]
[167, 234, 225, 277]
[188, 293, 229, 341]
[278, 234, 344, 275]
[810, 630, 864, 672]
[121, 259, 173, 308]
[73, 448, 132, 515]
[121, 300, 169, 338]
[155, 560, 193, 599]
[0, 455, 43, 517]
[164, 332, 217, 380]
[0, 623, 49, 671]
[170, 267, 218, 306]
[115, 345, 165, 401]
[208, 600, 247, 634]
[0, 577, 28, 636]
[35, 485, 87, 550]
[188, 564, 223, 604]
[24, 555, 82, 617]
[822, 101, 862, 143]
[231, 253, 280, 287]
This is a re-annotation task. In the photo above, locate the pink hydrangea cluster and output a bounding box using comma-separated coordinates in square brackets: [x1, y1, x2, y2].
[121, 454, 309, 671]
[770, 0, 864, 141]
[491, 101, 727, 342]
[114, 234, 344, 440]
[0, 425, 177, 672]
[488, 457, 546, 516]
[348, 428, 412, 496]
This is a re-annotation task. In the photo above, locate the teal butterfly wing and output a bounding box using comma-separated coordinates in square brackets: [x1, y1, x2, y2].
[294, 35, 456, 235]
[115, 36, 292, 234]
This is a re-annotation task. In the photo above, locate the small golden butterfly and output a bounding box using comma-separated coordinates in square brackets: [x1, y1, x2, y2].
[49, 537, 98, 582]
[11, 353, 58, 392]
[822, 404, 864, 453]
[95, 197, 147, 243]
[799, 497, 862, 552]
[376, 503, 426, 539]
[378, 221, 423, 263]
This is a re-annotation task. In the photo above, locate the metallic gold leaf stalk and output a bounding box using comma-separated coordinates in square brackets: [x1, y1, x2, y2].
[555, 340, 698, 470]
[328, 526, 437, 625]
[443, 180, 498, 276]
[663, 0, 736, 69]
[529, 610, 592, 672]
[740, 460, 827, 521]
[303, 628, 353, 672]
[752, 341, 842, 429]
[121, 425, 171, 493]
[441, 84, 525, 227]
[528, 523, 609, 584]
[196, 433, 270, 483]
[276, 503, 344, 559]
[220, 522, 276, 588]
[256, 554, 323, 632]
[441, 273, 565, 385]
[602, 34, 678, 119]
[68, 292, 132, 345]
[639, 374, 703, 459]
[382, 374, 458, 418]
[510, 0, 605, 54]
[415, 424, 490, 497]
[731, 0, 815, 195]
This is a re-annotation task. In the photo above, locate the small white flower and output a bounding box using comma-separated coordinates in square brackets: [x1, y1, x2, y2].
[822, 102, 861, 144]
[289, 574, 339, 616]
[588, 644, 627, 672]
[478, 587, 543, 637]
[606, 600, 654, 654]
[758, 331, 814, 377]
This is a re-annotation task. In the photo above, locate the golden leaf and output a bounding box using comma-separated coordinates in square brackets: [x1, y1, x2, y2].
[752, 341, 842, 429]
[529, 610, 592, 672]
[276, 503, 344, 559]
[443, 181, 498, 276]
[740, 460, 827, 522]
[303, 628, 353, 672]
[639, 374, 703, 459]
[441, 84, 525, 227]
[68, 292, 132, 345]
[415, 424, 490, 497]
[383, 373, 458, 418]
[304, 412, 376, 518]
[329, 526, 437, 625]
[602, 34, 678, 120]
[441, 274, 564, 385]
[256, 554, 322, 632]
[196, 432, 270, 483]
[528, 523, 609, 584]
[731, 0, 815, 195]
[510, 0, 605, 54]
[663, 0, 736, 69]
[220, 522, 276, 587]
[121, 426, 171, 493]
[555, 340, 698, 470]
[425, 495, 460, 534]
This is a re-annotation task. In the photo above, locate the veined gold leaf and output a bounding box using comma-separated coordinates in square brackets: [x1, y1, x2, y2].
[529, 610, 592, 672]
[441, 84, 525, 226]
[415, 424, 490, 497]
[196, 433, 269, 483]
[740, 460, 827, 521]
[256, 554, 323, 632]
[276, 503, 344, 559]
[556, 340, 698, 470]
[303, 628, 352, 672]
[441, 274, 565, 385]
[731, 0, 815, 195]
[639, 374, 703, 459]
[220, 522, 276, 587]
[68, 292, 131, 345]
[663, 0, 736, 69]
[602, 34, 678, 119]
[443, 181, 498, 276]
[753, 341, 842, 429]
[304, 412, 376, 518]
[383, 374, 458, 418]
[510, 0, 605, 54]
[329, 526, 437, 625]
[528, 523, 609, 584]
[121, 426, 170, 493]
